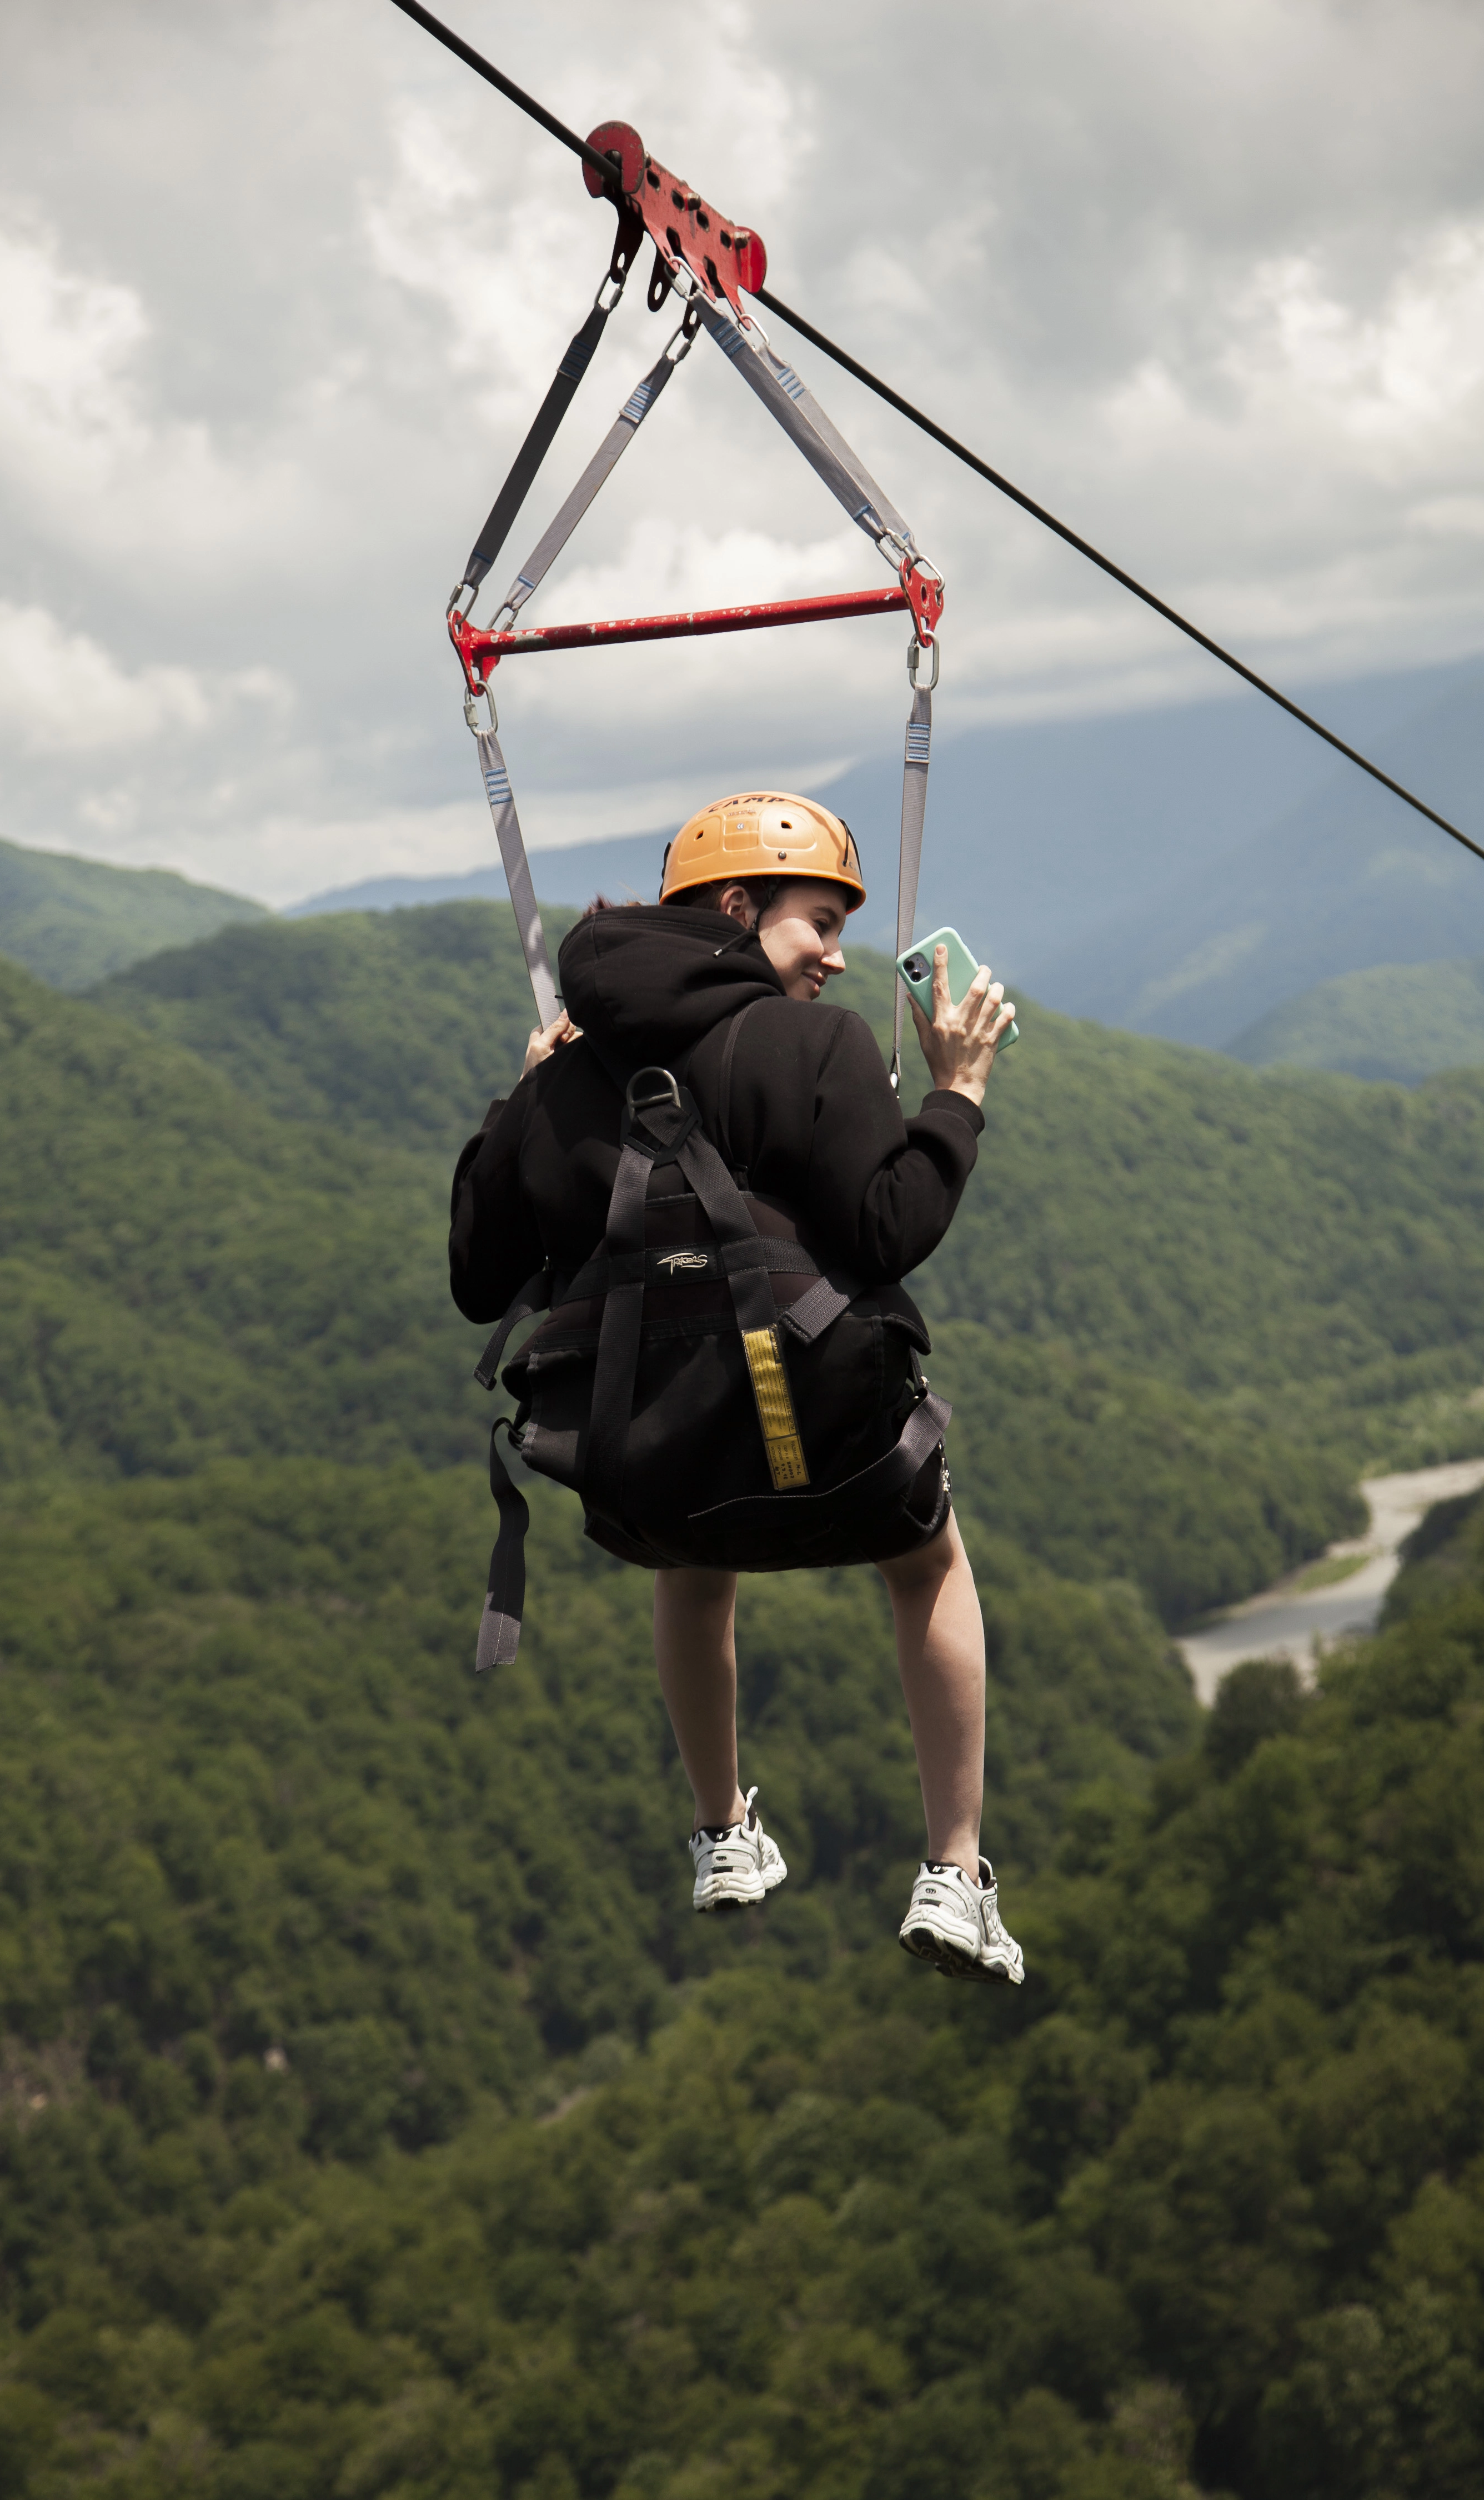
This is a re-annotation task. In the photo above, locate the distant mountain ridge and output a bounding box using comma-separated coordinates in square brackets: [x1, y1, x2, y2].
[1027, 664, 1484, 1047]
[1230, 956, 1484, 1084]
[0, 835, 265, 992]
[284, 655, 1484, 1052]
[4, 652, 1480, 1058]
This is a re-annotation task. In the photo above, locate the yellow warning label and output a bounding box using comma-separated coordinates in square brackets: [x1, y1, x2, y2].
[741, 1326, 810, 1491]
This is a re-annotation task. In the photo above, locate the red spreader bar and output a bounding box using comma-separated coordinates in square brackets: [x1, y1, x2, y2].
[451, 584, 909, 692]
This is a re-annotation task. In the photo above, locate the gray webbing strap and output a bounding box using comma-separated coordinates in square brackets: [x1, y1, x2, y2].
[473, 727, 559, 1029]
[891, 682, 933, 1089]
[696, 301, 937, 1093]
[698, 301, 918, 558]
[779, 1271, 858, 1344]
[473, 1267, 554, 1392]
[471, 1264, 553, 1676]
[470, 328, 698, 1029]
[492, 334, 689, 626]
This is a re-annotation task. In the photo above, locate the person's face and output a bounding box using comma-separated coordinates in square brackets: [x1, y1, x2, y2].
[735, 880, 850, 1001]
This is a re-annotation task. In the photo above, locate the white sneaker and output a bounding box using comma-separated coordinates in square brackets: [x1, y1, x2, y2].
[689, 1786, 788, 1913]
[898, 1857, 1024, 1984]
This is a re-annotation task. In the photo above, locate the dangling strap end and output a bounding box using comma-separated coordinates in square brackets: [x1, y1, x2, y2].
[475, 1594, 521, 1675]
[475, 1419, 533, 1674]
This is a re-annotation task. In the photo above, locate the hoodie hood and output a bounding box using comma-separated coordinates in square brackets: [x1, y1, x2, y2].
[558, 905, 786, 1065]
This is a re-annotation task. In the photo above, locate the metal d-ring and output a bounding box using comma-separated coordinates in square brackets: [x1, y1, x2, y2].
[908, 634, 940, 691]
[625, 1066, 682, 1114]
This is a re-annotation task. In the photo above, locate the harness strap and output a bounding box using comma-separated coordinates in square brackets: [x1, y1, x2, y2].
[476, 1422, 532, 1674]
[471, 1266, 553, 1673]
[891, 678, 933, 1089]
[673, 1127, 809, 1489]
[459, 209, 644, 596]
[693, 306, 938, 1093]
[473, 727, 560, 1029]
[556, 1232, 823, 1303]
[687, 1389, 951, 1536]
[473, 1266, 553, 1389]
[697, 301, 918, 558]
[467, 317, 699, 1029]
[489, 316, 698, 628]
[779, 1271, 857, 1344]
[583, 1131, 660, 1522]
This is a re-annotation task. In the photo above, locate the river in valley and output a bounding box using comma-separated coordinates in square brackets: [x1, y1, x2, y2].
[1177, 1456, 1484, 1704]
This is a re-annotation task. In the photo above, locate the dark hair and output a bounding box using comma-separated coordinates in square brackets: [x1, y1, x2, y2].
[669, 876, 785, 915]
[581, 875, 790, 920]
[579, 892, 646, 919]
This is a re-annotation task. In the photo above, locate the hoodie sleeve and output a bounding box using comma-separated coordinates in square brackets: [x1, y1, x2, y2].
[448, 1085, 546, 1323]
[800, 1011, 984, 1283]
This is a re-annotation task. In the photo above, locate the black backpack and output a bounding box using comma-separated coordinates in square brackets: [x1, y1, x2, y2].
[470, 1018, 950, 1670]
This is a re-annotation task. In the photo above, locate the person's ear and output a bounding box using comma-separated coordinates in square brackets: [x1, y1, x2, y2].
[718, 883, 757, 929]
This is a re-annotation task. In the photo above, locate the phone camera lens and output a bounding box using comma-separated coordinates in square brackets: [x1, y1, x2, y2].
[904, 954, 928, 982]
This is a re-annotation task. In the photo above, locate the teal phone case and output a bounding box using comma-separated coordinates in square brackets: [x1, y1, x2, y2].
[895, 927, 1020, 1048]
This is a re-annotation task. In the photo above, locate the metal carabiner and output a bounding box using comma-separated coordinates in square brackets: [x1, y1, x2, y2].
[908, 635, 940, 691]
[464, 679, 497, 736]
[664, 296, 704, 364]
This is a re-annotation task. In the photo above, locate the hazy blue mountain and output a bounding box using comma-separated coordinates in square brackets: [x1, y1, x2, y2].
[1229, 954, 1484, 1084]
[0, 835, 265, 991]
[285, 839, 666, 919]
[815, 656, 1474, 964]
[1030, 663, 1484, 1047]
[284, 656, 1475, 968]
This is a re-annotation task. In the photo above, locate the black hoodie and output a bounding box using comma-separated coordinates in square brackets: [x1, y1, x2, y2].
[448, 904, 984, 1325]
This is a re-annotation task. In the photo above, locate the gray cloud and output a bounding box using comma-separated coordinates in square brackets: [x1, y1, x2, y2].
[1, 0, 1481, 900]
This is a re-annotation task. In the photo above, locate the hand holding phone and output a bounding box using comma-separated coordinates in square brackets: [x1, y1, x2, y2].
[896, 927, 1020, 1048]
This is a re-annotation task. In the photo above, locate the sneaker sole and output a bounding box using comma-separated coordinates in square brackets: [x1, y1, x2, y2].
[898, 1919, 1021, 1984]
[690, 1853, 787, 1914]
[693, 1871, 769, 1913]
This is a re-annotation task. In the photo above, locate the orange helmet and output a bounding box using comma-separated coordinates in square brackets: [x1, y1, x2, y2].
[660, 791, 866, 911]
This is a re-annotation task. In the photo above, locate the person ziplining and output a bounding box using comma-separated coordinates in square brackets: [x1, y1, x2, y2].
[439, 118, 1026, 1979]
[452, 811, 1023, 1982]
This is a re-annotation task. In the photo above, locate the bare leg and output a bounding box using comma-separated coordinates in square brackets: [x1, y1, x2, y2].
[653, 1565, 747, 1831]
[877, 1512, 985, 1884]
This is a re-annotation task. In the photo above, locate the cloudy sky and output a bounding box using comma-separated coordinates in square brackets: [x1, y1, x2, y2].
[3, 0, 1482, 903]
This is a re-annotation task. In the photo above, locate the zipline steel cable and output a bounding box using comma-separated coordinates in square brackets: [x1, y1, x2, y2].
[385, 0, 1484, 870]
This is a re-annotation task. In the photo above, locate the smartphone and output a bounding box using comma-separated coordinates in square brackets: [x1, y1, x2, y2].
[896, 927, 1020, 1048]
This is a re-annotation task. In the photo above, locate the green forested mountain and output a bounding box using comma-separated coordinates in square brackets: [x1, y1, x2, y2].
[6, 900, 1484, 2500]
[0, 836, 265, 993]
[1228, 954, 1484, 1085]
[2, 1427, 1483, 2497]
[0, 959, 482, 1479]
[91, 906, 570, 1150]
